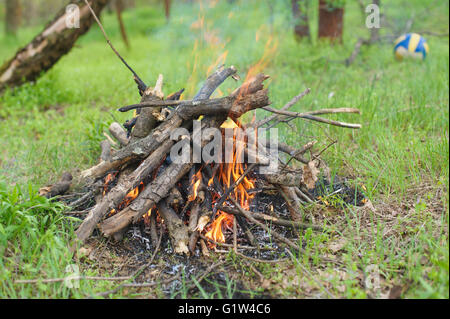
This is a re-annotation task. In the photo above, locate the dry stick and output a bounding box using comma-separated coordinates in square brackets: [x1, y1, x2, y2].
[149, 212, 159, 247]
[83, 0, 146, 93]
[234, 251, 290, 264]
[198, 234, 274, 251]
[220, 207, 323, 231]
[100, 140, 112, 161]
[115, 0, 130, 49]
[295, 187, 314, 204]
[251, 88, 311, 128]
[233, 215, 238, 253]
[93, 274, 180, 298]
[279, 186, 303, 222]
[81, 70, 266, 181]
[262, 106, 362, 129]
[15, 275, 131, 284]
[311, 139, 337, 161]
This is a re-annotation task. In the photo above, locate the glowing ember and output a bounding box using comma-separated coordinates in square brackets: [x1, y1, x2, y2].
[103, 172, 118, 196]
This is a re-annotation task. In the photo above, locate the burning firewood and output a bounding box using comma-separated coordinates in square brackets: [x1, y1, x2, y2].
[47, 2, 363, 258]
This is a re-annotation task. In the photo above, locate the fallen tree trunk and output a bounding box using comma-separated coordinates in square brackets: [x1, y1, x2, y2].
[0, 0, 109, 93]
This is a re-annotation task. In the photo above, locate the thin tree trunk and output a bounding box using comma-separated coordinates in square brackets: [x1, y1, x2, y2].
[115, 0, 130, 48]
[292, 0, 310, 39]
[0, 0, 109, 93]
[164, 0, 171, 21]
[318, 0, 344, 43]
[5, 0, 22, 36]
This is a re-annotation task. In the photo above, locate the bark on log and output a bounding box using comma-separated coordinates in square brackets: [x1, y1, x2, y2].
[157, 200, 189, 254]
[0, 0, 109, 92]
[130, 74, 164, 143]
[109, 122, 129, 146]
[279, 186, 303, 221]
[39, 172, 73, 198]
[75, 139, 172, 243]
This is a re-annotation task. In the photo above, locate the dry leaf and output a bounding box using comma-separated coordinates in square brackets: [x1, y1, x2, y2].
[302, 160, 320, 189]
[328, 238, 347, 253]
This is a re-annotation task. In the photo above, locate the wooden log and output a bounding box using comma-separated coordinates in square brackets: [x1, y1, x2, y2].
[130, 74, 164, 143]
[100, 140, 112, 161]
[149, 211, 159, 247]
[39, 172, 73, 199]
[279, 186, 303, 221]
[265, 171, 302, 187]
[157, 199, 189, 255]
[75, 139, 173, 243]
[109, 122, 129, 146]
[0, 0, 109, 92]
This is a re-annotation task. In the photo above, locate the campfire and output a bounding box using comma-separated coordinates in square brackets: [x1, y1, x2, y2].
[42, 63, 362, 257]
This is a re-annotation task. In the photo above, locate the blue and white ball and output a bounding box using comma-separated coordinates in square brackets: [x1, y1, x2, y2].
[394, 33, 429, 60]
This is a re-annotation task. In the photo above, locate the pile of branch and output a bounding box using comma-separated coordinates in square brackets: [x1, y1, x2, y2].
[64, 64, 360, 255]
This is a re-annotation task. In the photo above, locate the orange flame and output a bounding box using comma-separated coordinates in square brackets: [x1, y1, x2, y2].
[205, 120, 256, 244]
[188, 169, 203, 202]
[205, 211, 234, 243]
[103, 172, 118, 196]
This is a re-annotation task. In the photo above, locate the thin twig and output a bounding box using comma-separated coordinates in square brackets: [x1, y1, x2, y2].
[83, 0, 146, 93]
[251, 88, 311, 128]
[15, 276, 131, 284]
[262, 107, 362, 129]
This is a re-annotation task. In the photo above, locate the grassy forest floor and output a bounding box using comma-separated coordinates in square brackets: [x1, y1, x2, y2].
[0, 0, 448, 298]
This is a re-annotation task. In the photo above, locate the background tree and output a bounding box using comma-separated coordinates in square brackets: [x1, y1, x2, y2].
[164, 0, 171, 21]
[115, 0, 130, 48]
[0, 0, 109, 92]
[292, 0, 310, 39]
[5, 0, 22, 36]
[318, 0, 345, 43]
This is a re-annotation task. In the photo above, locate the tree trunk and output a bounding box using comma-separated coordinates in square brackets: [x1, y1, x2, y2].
[5, 0, 22, 36]
[115, 0, 130, 48]
[318, 0, 344, 43]
[164, 0, 171, 21]
[292, 0, 310, 39]
[0, 0, 109, 93]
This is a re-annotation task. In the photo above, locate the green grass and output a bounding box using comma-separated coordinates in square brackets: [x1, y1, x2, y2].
[0, 0, 448, 298]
